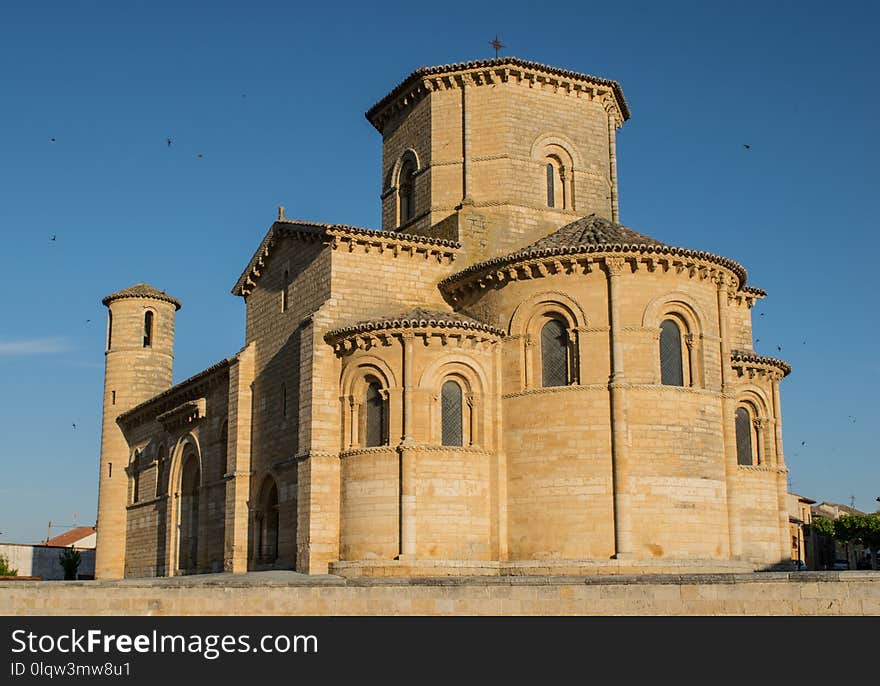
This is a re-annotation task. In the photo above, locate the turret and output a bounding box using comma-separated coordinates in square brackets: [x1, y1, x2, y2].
[365, 57, 630, 264]
[94, 283, 180, 579]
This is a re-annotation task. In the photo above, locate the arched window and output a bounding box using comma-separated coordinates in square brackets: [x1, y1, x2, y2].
[541, 319, 569, 387]
[143, 311, 153, 348]
[735, 407, 755, 466]
[255, 478, 279, 564]
[107, 311, 113, 351]
[281, 269, 289, 312]
[398, 158, 416, 226]
[364, 380, 386, 447]
[543, 155, 566, 209]
[659, 319, 684, 386]
[441, 380, 463, 447]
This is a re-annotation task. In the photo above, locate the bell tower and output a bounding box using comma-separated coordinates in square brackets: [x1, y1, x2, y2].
[94, 283, 180, 579]
[365, 57, 630, 264]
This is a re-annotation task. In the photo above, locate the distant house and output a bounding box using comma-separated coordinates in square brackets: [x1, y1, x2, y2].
[44, 526, 97, 549]
[788, 493, 815, 569]
[0, 526, 97, 580]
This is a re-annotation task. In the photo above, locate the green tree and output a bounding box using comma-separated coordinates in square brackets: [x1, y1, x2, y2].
[812, 514, 880, 570]
[0, 553, 18, 576]
[835, 514, 880, 570]
[811, 516, 835, 538]
[58, 548, 81, 580]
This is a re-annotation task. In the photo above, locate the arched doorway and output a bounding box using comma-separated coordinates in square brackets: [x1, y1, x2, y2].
[177, 450, 200, 574]
[254, 477, 279, 565]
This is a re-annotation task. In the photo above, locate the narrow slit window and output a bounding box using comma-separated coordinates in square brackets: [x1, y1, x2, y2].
[659, 319, 684, 386]
[281, 382, 287, 418]
[546, 163, 555, 208]
[132, 453, 140, 503]
[281, 269, 289, 312]
[441, 380, 463, 447]
[143, 311, 153, 348]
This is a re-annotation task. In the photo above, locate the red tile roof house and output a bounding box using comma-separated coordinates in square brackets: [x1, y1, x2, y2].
[0, 527, 97, 580]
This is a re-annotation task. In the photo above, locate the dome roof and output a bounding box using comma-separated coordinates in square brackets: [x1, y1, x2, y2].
[102, 282, 181, 310]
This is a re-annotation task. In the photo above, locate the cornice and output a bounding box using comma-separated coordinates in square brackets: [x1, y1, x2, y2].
[440, 249, 746, 307]
[116, 358, 232, 429]
[326, 324, 502, 355]
[737, 464, 786, 475]
[730, 349, 791, 379]
[156, 398, 206, 433]
[232, 218, 461, 297]
[365, 57, 630, 133]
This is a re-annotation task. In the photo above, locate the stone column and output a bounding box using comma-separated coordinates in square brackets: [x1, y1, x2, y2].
[398, 333, 416, 559]
[224, 343, 254, 574]
[607, 115, 620, 223]
[716, 275, 742, 558]
[772, 379, 791, 561]
[491, 341, 508, 561]
[605, 257, 633, 558]
[460, 74, 473, 203]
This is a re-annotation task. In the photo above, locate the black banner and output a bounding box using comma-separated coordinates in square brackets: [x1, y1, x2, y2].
[0, 616, 873, 682]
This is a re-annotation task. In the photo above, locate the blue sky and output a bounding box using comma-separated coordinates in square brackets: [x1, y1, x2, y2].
[0, 1, 877, 543]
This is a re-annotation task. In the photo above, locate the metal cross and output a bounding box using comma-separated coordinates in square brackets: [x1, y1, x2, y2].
[489, 35, 504, 58]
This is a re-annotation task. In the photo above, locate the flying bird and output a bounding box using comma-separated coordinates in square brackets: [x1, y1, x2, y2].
[196, 153, 204, 158]
[72, 423, 77, 430]
[801, 441, 806, 446]
[50, 137, 56, 143]
[776, 345, 782, 352]
[743, 144, 750, 150]
[759, 312, 765, 317]
[50, 235, 56, 241]
[167, 137, 172, 147]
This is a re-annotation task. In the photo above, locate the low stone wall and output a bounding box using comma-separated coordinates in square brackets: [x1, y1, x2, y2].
[1, 571, 878, 615]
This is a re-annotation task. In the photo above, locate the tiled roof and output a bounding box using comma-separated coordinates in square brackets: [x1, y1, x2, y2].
[43, 526, 96, 548]
[232, 219, 460, 297]
[730, 349, 792, 377]
[440, 214, 749, 289]
[116, 357, 233, 424]
[325, 307, 504, 341]
[520, 214, 664, 251]
[366, 57, 630, 129]
[102, 283, 181, 310]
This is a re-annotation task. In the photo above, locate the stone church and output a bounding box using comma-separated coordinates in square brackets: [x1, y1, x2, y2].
[95, 57, 792, 579]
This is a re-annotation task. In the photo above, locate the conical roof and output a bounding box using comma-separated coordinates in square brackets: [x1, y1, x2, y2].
[102, 283, 181, 310]
[517, 214, 664, 253]
[440, 213, 749, 289]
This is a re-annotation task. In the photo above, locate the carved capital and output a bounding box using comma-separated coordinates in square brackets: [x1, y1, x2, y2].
[604, 256, 627, 276]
